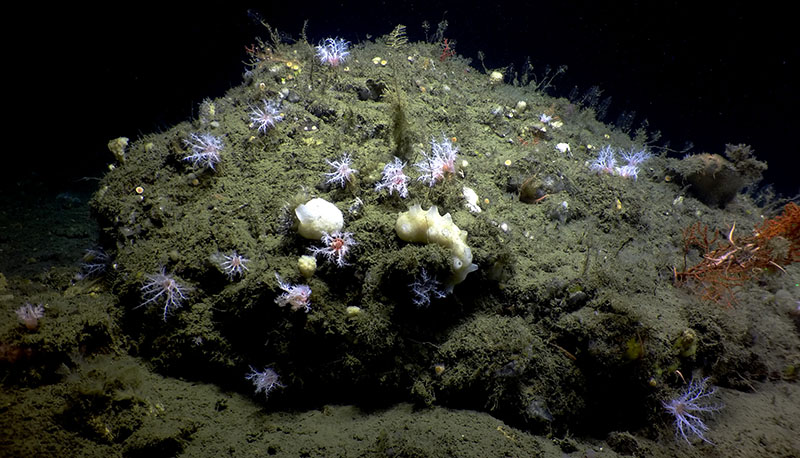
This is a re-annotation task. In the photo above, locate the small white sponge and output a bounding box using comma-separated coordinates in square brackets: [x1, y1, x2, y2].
[295, 198, 344, 240]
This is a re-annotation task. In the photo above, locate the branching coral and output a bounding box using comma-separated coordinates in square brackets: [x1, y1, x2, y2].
[676, 203, 800, 306]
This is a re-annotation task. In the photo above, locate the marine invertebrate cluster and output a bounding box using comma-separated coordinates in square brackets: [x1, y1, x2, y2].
[249, 99, 283, 133]
[79, 247, 111, 279]
[216, 250, 250, 280]
[324, 153, 358, 188]
[245, 366, 284, 399]
[183, 133, 223, 170]
[15, 303, 45, 330]
[274, 273, 312, 312]
[676, 202, 800, 306]
[309, 231, 357, 267]
[375, 157, 410, 198]
[415, 135, 459, 186]
[139, 269, 191, 320]
[589, 145, 651, 180]
[81, 28, 795, 454]
[315, 38, 350, 67]
[662, 377, 722, 445]
[620, 148, 652, 167]
[588, 145, 617, 174]
[409, 268, 447, 307]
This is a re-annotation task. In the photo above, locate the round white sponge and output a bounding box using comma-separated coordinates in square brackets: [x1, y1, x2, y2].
[295, 198, 344, 240]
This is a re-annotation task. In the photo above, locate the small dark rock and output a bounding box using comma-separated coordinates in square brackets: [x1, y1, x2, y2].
[606, 431, 643, 456]
[285, 91, 301, 103]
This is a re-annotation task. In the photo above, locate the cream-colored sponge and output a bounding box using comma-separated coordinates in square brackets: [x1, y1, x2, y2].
[395, 204, 478, 289]
[295, 198, 343, 240]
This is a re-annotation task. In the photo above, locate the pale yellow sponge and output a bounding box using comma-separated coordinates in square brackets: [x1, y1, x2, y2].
[395, 204, 478, 289]
[297, 255, 317, 278]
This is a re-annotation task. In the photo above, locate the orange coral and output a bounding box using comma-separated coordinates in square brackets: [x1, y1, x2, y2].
[754, 202, 800, 263]
[676, 203, 800, 306]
